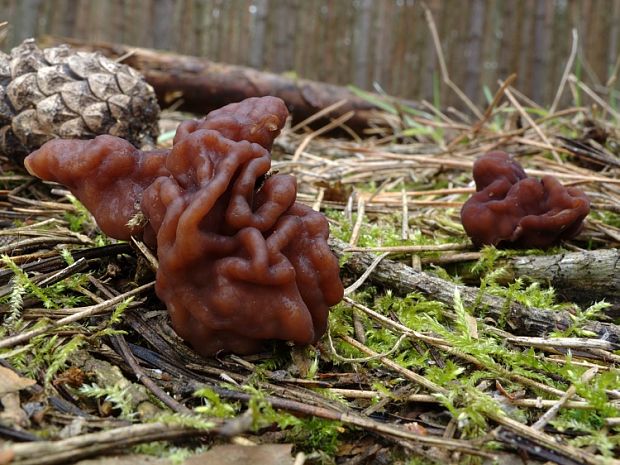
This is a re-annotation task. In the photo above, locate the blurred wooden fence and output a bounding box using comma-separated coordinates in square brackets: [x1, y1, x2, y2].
[1, 0, 619, 109]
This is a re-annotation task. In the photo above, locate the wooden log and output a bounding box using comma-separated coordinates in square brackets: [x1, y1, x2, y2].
[41, 37, 411, 131]
[504, 248, 620, 316]
[452, 248, 620, 317]
[506, 249, 620, 303]
[329, 237, 620, 344]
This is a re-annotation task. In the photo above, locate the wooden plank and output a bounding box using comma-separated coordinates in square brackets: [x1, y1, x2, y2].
[211, 0, 224, 62]
[547, 0, 569, 107]
[193, 0, 208, 56]
[497, 0, 515, 82]
[352, 0, 372, 89]
[9, 0, 38, 43]
[272, 0, 298, 72]
[442, 0, 469, 108]
[236, 0, 250, 65]
[517, 0, 535, 99]
[590, 0, 610, 83]
[4, 1, 617, 107]
[72, 0, 92, 41]
[480, 0, 499, 102]
[248, 0, 268, 68]
[608, 0, 620, 81]
[392, 0, 405, 98]
[464, 0, 485, 104]
[531, 0, 552, 103]
[298, 0, 316, 79]
[372, 0, 393, 92]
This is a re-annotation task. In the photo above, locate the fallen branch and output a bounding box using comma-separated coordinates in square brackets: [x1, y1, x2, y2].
[40, 37, 414, 131]
[330, 238, 620, 344]
[452, 248, 620, 316]
[7, 421, 214, 465]
[502, 248, 620, 314]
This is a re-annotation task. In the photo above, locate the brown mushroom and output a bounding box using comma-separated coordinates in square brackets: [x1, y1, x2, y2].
[24, 96, 344, 355]
[460, 151, 590, 248]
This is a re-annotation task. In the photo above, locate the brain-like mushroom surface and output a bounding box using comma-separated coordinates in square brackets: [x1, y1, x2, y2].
[460, 151, 590, 248]
[173, 96, 290, 150]
[142, 129, 343, 355]
[24, 97, 289, 244]
[24, 96, 344, 355]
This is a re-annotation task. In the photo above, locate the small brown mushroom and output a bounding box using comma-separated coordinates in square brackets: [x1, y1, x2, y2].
[460, 151, 590, 248]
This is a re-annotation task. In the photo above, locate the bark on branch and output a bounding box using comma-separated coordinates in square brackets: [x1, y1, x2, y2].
[501, 248, 620, 317]
[330, 238, 620, 344]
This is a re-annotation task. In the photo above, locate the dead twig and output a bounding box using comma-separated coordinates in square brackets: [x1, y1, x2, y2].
[0, 282, 155, 349]
[111, 334, 193, 415]
[331, 238, 620, 344]
[6, 419, 253, 465]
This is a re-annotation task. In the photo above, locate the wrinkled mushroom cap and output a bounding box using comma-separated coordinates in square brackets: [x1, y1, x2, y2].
[24, 96, 343, 356]
[461, 151, 590, 248]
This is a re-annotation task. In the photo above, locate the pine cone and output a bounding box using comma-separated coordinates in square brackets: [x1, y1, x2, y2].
[0, 39, 160, 163]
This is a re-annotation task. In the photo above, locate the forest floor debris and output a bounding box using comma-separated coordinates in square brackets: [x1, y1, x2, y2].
[0, 77, 620, 465]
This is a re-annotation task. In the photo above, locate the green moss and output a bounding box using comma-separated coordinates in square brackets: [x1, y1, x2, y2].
[193, 387, 238, 418]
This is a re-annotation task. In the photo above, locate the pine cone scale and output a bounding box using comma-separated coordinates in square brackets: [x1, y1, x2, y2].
[37, 65, 74, 95]
[0, 39, 160, 163]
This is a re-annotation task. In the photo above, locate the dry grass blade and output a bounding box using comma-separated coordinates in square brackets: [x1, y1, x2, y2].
[340, 334, 447, 394]
[6, 420, 256, 465]
[550, 28, 579, 114]
[290, 98, 348, 132]
[422, 3, 482, 119]
[569, 74, 620, 120]
[292, 111, 355, 162]
[0, 282, 154, 349]
[345, 243, 469, 253]
[503, 85, 562, 162]
[505, 336, 618, 351]
[343, 297, 568, 397]
[532, 367, 598, 431]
